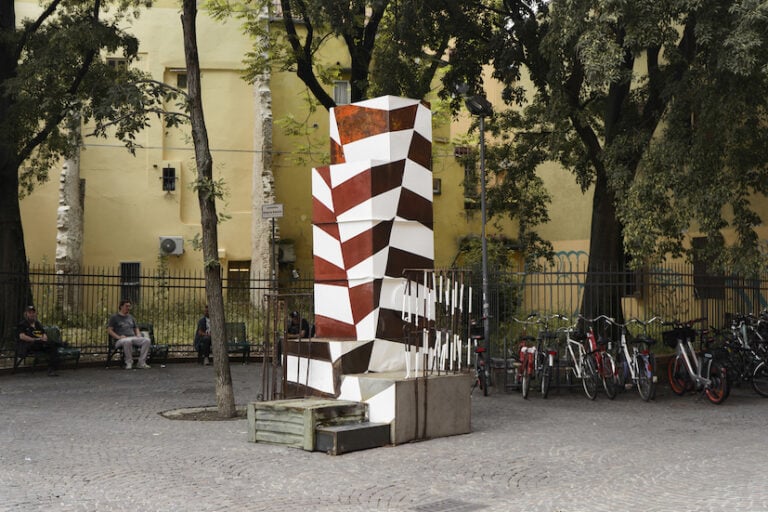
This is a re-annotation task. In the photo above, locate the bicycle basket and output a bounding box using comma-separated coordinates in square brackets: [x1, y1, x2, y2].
[662, 328, 696, 348]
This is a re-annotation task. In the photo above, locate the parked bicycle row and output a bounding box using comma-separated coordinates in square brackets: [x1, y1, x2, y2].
[478, 311, 768, 405]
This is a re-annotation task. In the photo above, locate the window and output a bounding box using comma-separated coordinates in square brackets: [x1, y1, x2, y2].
[120, 262, 141, 304]
[107, 58, 128, 72]
[162, 166, 176, 192]
[227, 261, 251, 303]
[168, 68, 188, 89]
[334, 81, 350, 105]
[455, 147, 479, 210]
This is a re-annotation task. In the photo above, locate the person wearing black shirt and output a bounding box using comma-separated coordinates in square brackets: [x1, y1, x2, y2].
[17, 306, 62, 376]
[281, 311, 311, 366]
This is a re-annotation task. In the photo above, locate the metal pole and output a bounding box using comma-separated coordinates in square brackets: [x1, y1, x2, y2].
[271, 217, 276, 290]
[479, 115, 490, 366]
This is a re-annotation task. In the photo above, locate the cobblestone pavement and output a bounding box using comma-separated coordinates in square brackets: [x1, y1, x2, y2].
[2, 363, 767, 512]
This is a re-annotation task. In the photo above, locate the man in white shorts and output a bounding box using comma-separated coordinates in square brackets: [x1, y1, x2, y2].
[107, 299, 151, 369]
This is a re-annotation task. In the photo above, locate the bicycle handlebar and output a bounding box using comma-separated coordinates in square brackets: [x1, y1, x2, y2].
[604, 316, 662, 328]
[578, 314, 614, 325]
[514, 312, 567, 325]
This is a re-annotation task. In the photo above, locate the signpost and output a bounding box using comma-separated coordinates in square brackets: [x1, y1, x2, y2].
[262, 204, 283, 289]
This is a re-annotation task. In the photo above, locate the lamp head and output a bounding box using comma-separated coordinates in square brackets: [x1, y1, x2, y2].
[465, 95, 493, 117]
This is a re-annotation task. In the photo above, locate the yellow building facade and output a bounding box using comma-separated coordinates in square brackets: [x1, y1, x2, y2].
[18, 2, 596, 282]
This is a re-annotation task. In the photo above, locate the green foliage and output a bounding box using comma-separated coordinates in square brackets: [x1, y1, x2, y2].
[209, 0, 480, 108]
[459, 110, 555, 268]
[272, 90, 329, 166]
[444, 0, 768, 277]
[5, 1, 188, 197]
[452, 234, 521, 271]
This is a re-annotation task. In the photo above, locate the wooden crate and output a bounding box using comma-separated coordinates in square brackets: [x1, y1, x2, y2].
[247, 398, 367, 451]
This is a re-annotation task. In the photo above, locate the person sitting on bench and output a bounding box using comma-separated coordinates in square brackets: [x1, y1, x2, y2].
[107, 299, 151, 370]
[194, 305, 212, 365]
[17, 305, 62, 376]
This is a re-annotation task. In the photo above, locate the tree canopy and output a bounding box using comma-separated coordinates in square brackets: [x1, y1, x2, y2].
[209, 0, 487, 108]
[446, 0, 768, 279]
[0, 0, 184, 340]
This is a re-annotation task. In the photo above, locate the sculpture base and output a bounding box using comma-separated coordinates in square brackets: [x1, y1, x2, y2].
[339, 371, 472, 445]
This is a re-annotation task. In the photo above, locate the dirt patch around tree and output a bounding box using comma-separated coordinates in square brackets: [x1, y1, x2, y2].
[159, 406, 247, 421]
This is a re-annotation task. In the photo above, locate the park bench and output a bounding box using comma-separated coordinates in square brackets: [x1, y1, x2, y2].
[106, 323, 169, 368]
[226, 322, 253, 364]
[13, 325, 81, 373]
[192, 322, 259, 364]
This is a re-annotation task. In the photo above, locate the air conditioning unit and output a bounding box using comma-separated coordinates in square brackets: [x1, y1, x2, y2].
[159, 236, 184, 255]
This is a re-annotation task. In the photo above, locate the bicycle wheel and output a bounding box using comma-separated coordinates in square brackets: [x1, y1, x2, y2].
[751, 361, 768, 397]
[636, 353, 656, 401]
[521, 356, 531, 399]
[600, 352, 617, 399]
[616, 353, 629, 390]
[667, 354, 692, 396]
[581, 354, 598, 400]
[475, 355, 488, 396]
[564, 350, 575, 388]
[541, 358, 552, 398]
[704, 361, 729, 404]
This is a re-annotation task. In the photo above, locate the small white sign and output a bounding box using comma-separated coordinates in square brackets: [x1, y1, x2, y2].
[262, 203, 284, 219]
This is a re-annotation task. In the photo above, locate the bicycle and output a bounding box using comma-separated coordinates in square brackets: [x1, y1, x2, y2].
[663, 318, 729, 404]
[717, 314, 768, 397]
[514, 313, 561, 399]
[607, 317, 660, 401]
[560, 318, 599, 400]
[579, 314, 618, 399]
[470, 320, 489, 396]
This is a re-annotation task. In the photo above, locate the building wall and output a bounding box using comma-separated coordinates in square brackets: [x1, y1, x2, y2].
[18, 1, 257, 272]
[16, 3, 600, 279]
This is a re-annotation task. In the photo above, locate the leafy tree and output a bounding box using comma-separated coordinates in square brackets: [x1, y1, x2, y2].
[209, 0, 486, 108]
[209, 0, 551, 266]
[0, 0, 183, 341]
[445, 0, 768, 318]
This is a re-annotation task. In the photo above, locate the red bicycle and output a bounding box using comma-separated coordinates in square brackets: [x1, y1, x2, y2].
[514, 313, 560, 399]
[579, 315, 618, 399]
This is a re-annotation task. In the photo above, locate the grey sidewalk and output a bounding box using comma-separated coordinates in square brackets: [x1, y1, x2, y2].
[2, 363, 767, 512]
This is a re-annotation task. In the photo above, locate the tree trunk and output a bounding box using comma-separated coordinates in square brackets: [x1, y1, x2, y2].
[0, 2, 30, 344]
[581, 167, 625, 324]
[251, 5, 274, 302]
[182, 0, 236, 417]
[0, 158, 31, 346]
[55, 143, 84, 317]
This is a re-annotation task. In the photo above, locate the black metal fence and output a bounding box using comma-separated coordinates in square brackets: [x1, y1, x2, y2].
[3, 262, 767, 367]
[474, 262, 768, 357]
[0, 264, 313, 367]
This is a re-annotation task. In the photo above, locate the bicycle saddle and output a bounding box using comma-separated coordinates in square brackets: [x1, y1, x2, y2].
[630, 335, 656, 345]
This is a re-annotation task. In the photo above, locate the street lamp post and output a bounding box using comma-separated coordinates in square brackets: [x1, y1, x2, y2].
[465, 95, 493, 368]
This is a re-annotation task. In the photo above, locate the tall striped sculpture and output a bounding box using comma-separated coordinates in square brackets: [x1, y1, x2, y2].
[311, 96, 434, 373]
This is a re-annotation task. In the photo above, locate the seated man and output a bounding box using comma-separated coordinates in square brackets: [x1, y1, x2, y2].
[194, 305, 212, 365]
[280, 310, 311, 365]
[286, 310, 310, 340]
[17, 305, 62, 376]
[107, 299, 151, 370]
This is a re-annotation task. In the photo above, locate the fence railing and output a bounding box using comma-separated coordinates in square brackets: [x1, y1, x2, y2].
[3, 262, 767, 367]
[468, 262, 768, 358]
[0, 265, 313, 367]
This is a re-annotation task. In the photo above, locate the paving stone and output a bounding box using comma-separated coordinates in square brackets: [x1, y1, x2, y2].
[1, 365, 767, 511]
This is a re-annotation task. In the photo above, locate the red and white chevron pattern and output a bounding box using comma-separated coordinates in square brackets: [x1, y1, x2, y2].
[312, 96, 434, 344]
